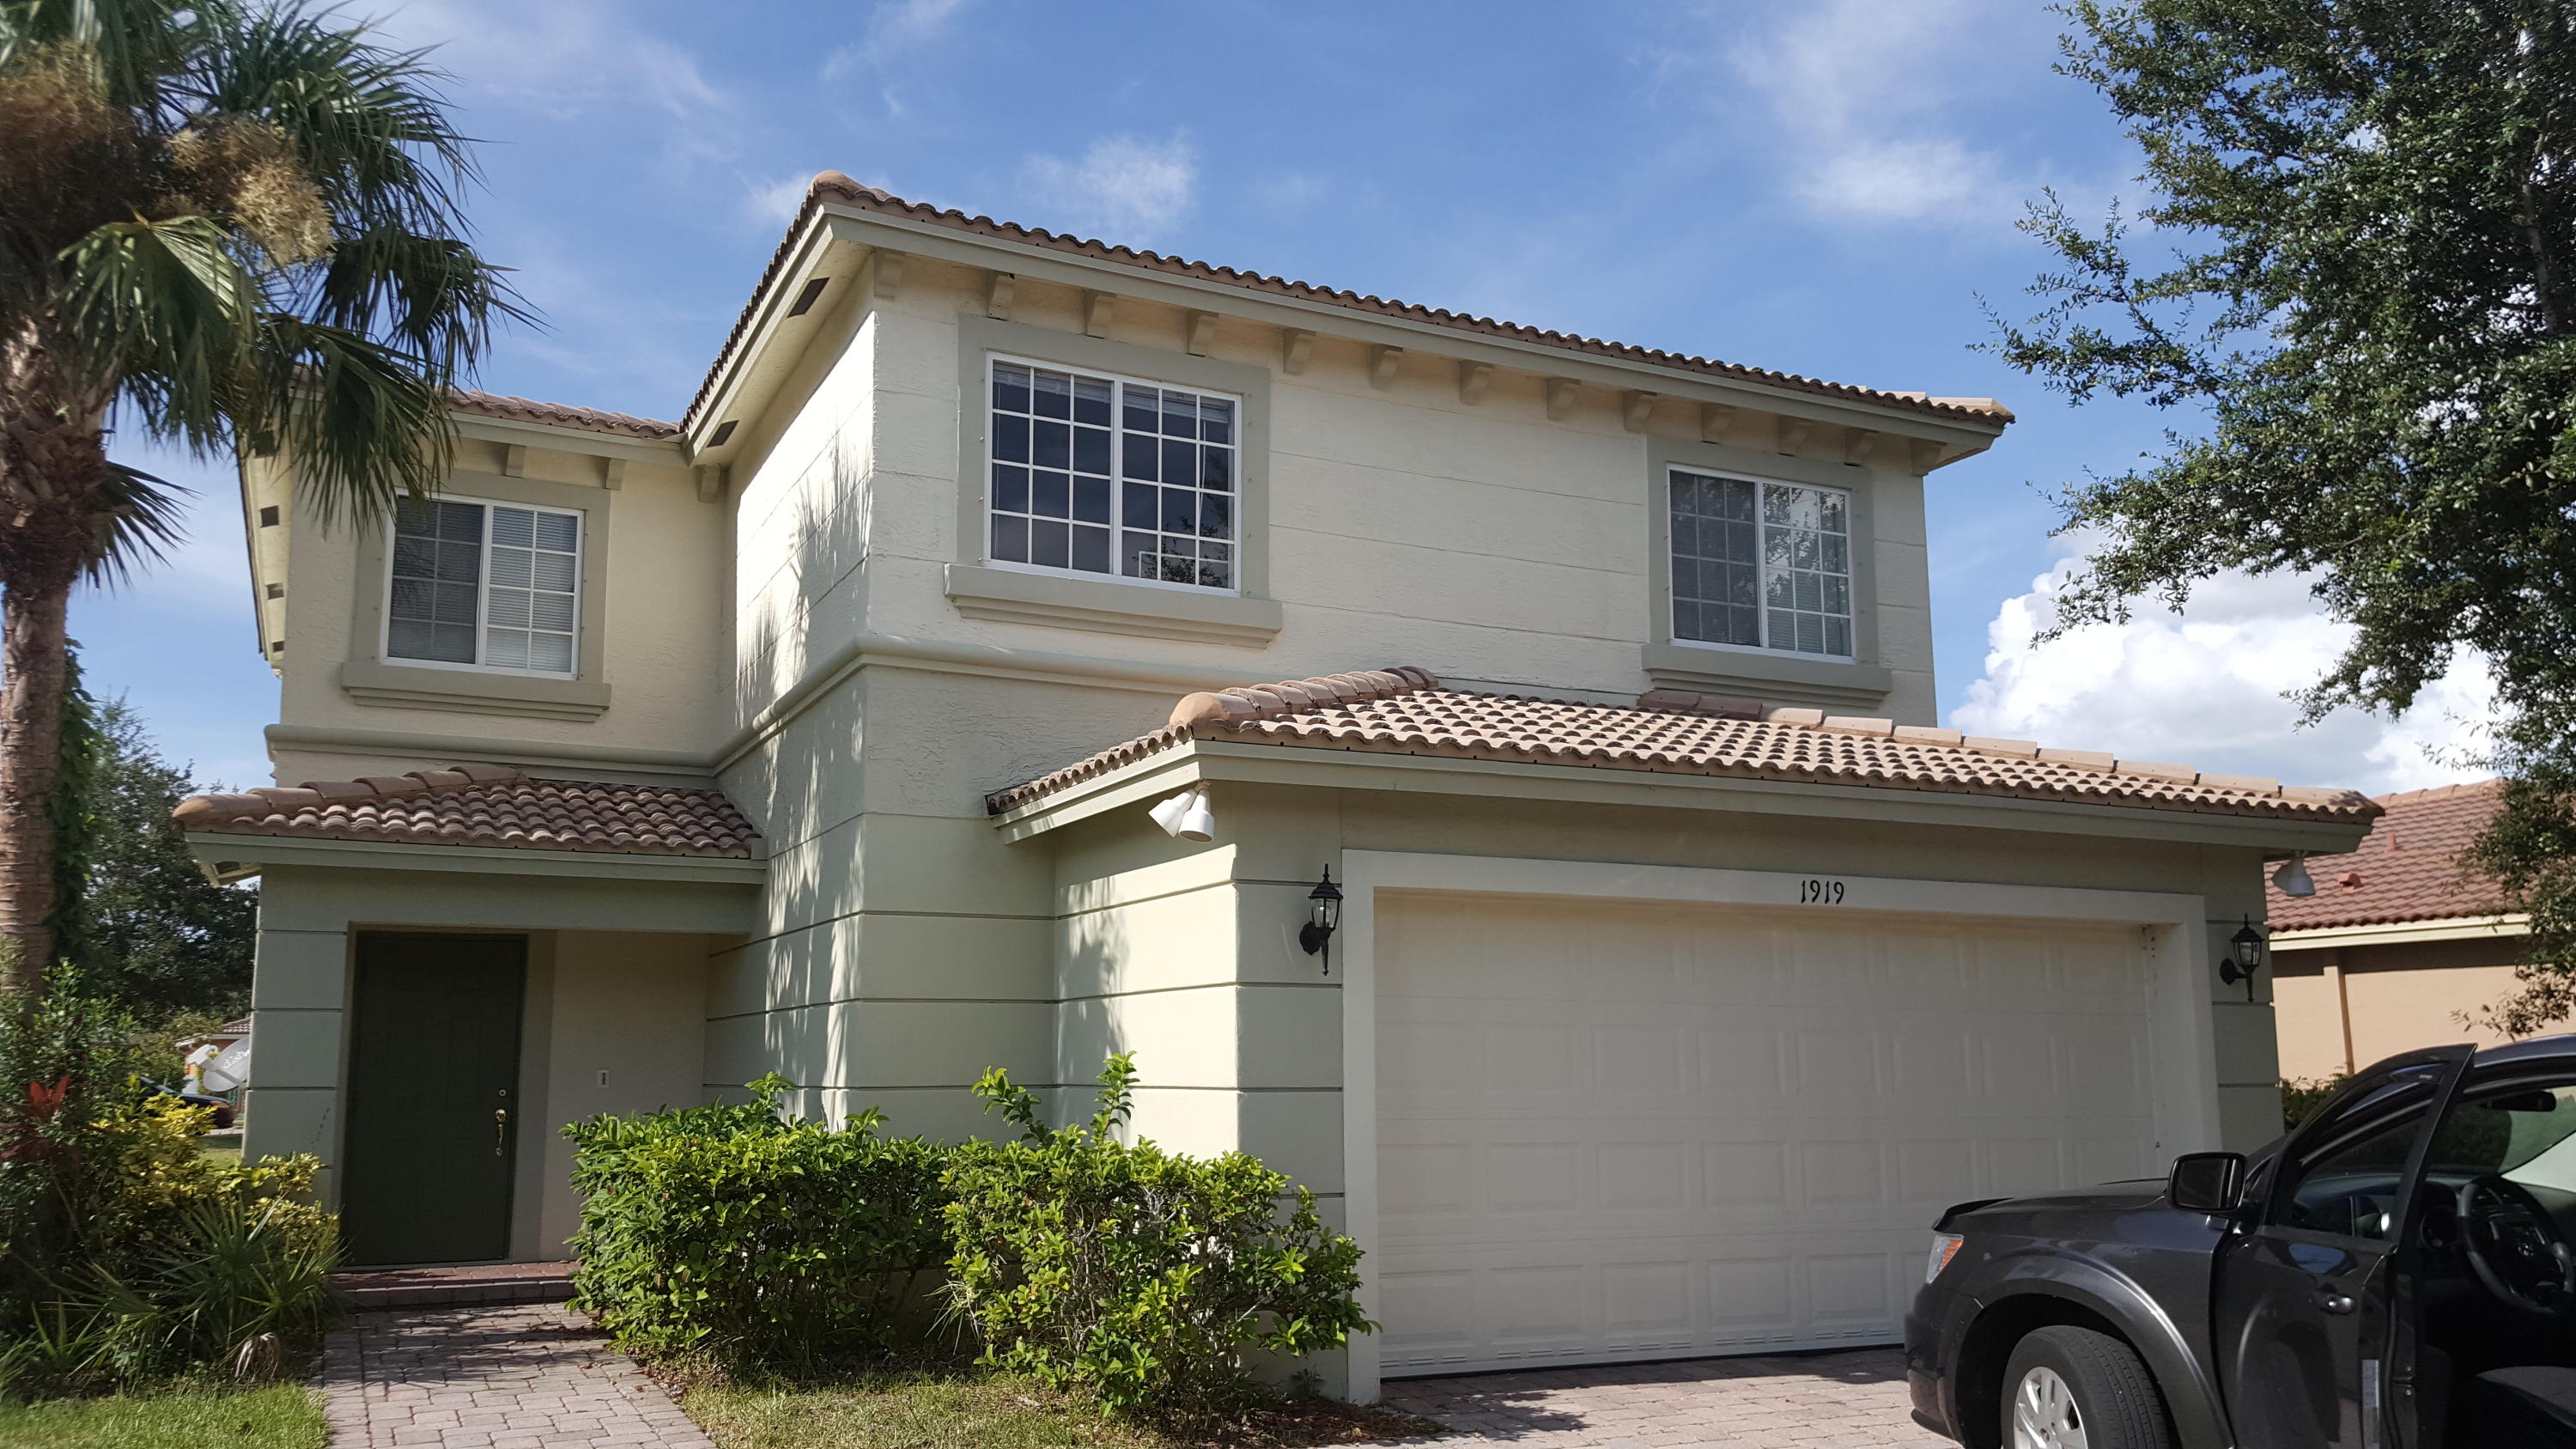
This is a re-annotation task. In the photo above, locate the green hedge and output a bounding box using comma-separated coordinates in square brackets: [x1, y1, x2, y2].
[563, 1075, 948, 1367]
[564, 1057, 1371, 1422]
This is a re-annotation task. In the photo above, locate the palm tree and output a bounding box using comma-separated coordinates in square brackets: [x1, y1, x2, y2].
[0, 0, 522, 994]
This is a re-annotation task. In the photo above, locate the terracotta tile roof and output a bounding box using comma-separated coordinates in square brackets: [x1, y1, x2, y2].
[2269, 780, 2508, 932]
[450, 389, 680, 441]
[684, 174, 2018, 434]
[984, 667, 2379, 825]
[174, 764, 761, 860]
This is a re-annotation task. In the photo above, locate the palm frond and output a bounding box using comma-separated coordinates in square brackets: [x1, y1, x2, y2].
[240, 314, 449, 523]
[82, 457, 186, 587]
[180, 4, 476, 239]
[0, 0, 218, 112]
[308, 223, 533, 375]
[57, 214, 260, 449]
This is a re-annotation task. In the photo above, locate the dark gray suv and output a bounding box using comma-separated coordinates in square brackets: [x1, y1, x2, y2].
[1907, 1038, 2576, 1448]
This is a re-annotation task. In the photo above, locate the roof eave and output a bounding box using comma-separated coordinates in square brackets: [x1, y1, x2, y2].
[2272, 913, 2530, 949]
[184, 830, 769, 886]
[990, 735, 2379, 850]
[689, 194, 2014, 461]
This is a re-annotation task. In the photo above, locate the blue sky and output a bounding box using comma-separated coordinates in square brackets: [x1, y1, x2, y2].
[86, 0, 2491, 792]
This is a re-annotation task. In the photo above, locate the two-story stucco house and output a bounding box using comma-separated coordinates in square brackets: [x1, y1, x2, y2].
[178, 174, 2379, 1396]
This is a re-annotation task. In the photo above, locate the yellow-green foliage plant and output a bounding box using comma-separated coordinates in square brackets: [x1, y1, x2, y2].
[939, 1056, 1370, 1423]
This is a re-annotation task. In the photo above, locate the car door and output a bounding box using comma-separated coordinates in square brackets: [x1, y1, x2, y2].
[2214, 1046, 2472, 1449]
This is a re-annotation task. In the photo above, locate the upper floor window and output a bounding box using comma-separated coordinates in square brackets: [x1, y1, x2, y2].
[387, 496, 582, 673]
[1668, 468, 1852, 659]
[987, 356, 1238, 591]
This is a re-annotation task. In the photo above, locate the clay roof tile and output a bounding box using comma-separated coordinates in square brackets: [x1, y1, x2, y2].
[173, 765, 762, 861]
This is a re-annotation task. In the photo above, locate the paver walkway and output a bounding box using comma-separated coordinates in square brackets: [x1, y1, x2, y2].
[321, 1301, 714, 1449]
[1384, 1348, 1946, 1446]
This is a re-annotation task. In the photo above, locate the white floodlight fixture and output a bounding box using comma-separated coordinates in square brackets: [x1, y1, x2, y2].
[2271, 853, 2316, 898]
[1177, 791, 1216, 842]
[1149, 788, 1196, 837]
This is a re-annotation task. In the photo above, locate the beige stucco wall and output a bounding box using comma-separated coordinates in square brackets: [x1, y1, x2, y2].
[799, 256, 1944, 721]
[2274, 935, 2526, 1081]
[262, 434, 731, 787]
[240, 862, 746, 1261]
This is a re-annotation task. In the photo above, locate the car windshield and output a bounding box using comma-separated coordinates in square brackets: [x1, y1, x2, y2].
[2426, 1083, 2576, 1191]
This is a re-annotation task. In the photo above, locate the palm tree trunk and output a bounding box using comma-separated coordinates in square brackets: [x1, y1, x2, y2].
[0, 572, 69, 995]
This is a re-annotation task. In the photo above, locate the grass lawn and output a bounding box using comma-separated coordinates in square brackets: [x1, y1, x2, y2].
[197, 1137, 242, 1167]
[0, 1384, 325, 1449]
[683, 1371, 1439, 1449]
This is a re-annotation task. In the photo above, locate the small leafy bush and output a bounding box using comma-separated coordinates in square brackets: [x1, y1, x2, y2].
[0, 993, 337, 1399]
[940, 1055, 1370, 1422]
[2281, 1075, 2350, 1132]
[565, 1075, 951, 1369]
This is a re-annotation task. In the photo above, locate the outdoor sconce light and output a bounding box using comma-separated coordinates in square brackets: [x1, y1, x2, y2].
[1300, 867, 1343, 974]
[2270, 853, 2316, 898]
[1147, 787, 1215, 842]
[2220, 916, 2268, 1002]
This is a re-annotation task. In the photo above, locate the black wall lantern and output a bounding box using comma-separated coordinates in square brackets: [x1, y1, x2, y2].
[2219, 916, 2267, 1002]
[1300, 867, 1343, 974]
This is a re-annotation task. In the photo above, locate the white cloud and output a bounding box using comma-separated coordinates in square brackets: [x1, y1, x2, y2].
[1022, 135, 1197, 244]
[823, 0, 970, 81]
[376, 0, 726, 122]
[743, 171, 816, 229]
[1701, 0, 2043, 228]
[1953, 551, 2497, 796]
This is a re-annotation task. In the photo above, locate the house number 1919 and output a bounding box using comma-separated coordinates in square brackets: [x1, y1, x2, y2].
[1799, 878, 1847, 904]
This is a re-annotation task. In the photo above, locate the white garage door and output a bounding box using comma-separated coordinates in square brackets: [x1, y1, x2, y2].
[1374, 890, 2160, 1376]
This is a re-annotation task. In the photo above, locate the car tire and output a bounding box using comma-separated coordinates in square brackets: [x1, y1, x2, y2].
[2001, 1325, 2173, 1449]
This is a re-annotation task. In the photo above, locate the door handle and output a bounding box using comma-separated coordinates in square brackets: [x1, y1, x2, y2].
[494, 1107, 509, 1158]
[2315, 1288, 2357, 1315]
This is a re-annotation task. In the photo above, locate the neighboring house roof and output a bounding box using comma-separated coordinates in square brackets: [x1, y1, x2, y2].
[985, 667, 2378, 824]
[683, 174, 2017, 434]
[174, 764, 761, 859]
[448, 389, 680, 441]
[2268, 780, 2507, 932]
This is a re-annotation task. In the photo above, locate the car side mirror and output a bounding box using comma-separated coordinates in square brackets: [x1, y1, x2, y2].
[2168, 1151, 2249, 1214]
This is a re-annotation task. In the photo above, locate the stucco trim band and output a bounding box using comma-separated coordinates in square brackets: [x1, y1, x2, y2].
[943, 563, 1285, 647]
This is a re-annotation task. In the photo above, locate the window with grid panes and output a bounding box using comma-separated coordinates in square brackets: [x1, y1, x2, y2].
[386, 496, 582, 673]
[1668, 468, 1852, 658]
[986, 358, 1237, 589]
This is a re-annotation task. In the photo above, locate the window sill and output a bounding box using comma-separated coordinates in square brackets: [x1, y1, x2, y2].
[1639, 640, 1893, 710]
[945, 563, 1283, 648]
[337, 660, 611, 721]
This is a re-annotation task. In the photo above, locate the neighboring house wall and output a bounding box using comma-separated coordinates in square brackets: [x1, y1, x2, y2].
[2266, 780, 2524, 1081]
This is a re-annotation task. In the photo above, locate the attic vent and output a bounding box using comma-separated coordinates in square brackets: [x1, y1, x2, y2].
[788, 277, 829, 317]
[258, 506, 280, 527]
[708, 420, 738, 447]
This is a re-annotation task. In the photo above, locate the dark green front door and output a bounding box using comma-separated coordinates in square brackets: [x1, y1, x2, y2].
[343, 933, 526, 1267]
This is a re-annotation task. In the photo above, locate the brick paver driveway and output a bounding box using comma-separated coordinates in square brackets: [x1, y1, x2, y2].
[322, 1301, 714, 1449]
[1382, 1348, 1948, 1447]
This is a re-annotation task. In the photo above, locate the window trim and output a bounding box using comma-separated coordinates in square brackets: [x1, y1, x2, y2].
[1640, 435, 1893, 709]
[950, 314, 1278, 647]
[381, 491, 587, 679]
[1665, 466, 1857, 661]
[343, 470, 616, 721]
[981, 350, 1245, 598]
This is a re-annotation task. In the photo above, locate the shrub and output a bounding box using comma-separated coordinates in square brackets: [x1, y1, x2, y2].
[0, 991, 336, 1398]
[2281, 1075, 2350, 1132]
[564, 1075, 951, 1369]
[940, 1055, 1370, 1422]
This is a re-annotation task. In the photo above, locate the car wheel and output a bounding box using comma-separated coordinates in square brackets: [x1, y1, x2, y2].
[2002, 1325, 2173, 1449]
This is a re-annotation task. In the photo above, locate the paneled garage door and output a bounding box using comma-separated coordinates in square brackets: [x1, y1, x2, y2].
[1374, 890, 2160, 1376]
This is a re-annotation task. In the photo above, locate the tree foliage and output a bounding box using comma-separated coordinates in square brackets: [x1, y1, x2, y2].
[1995, 1, 2576, 1024]
[0, 0, 524, 987]
[58, 697, 257, 1023]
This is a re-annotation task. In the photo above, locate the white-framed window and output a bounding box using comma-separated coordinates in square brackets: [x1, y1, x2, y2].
[1668, 467, 1853, 659]
[985, 355, 1239, 591]
[386, 496, 583, 674]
